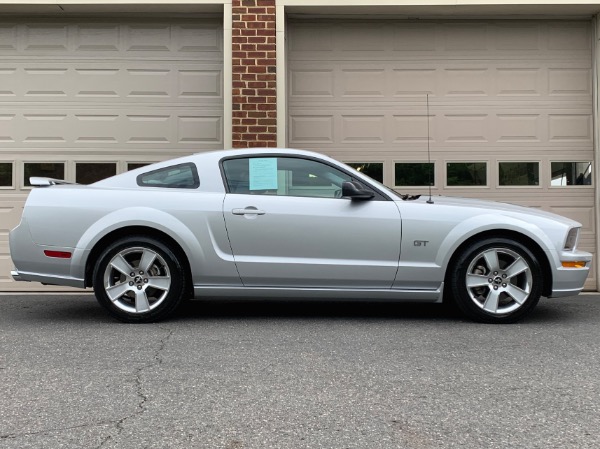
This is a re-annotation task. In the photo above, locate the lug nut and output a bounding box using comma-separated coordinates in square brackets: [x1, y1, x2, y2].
[493, 285, 498, 290]
[144, 279, 148, 283]
[488, 278, 493, 283]
[139, 271, 144, 275]
[502, 283, 507, 288]
[137, 285, 142, 290]
[129, 281, 134, 286]
[502, 274, 507, 278]
[130, 272, 135, 277]
[493, 271, 498, 275]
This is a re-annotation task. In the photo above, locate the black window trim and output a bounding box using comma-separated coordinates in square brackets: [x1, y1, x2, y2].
[136, 162, 200, 189]
[219, 154, 392, 201]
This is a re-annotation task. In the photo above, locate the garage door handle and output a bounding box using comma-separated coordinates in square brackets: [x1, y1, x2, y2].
[232, 207, 266, 215]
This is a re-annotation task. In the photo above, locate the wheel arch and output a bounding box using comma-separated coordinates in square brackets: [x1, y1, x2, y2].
[443, 230, 553, 298]
[84, 225, 194, 298]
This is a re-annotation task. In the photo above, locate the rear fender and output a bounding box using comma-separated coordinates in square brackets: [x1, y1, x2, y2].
[70, 207, 204, 280]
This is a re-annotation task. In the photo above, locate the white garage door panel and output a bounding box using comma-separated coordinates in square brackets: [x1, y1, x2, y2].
[1, 108, 223, 149]
[0, 19, 224, 291]
[289, 20, 596, 290]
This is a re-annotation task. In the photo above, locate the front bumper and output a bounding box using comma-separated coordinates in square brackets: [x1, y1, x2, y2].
[550, 249, 593, 297]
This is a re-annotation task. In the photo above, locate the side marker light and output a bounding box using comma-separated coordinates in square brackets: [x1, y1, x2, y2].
[561, 261, 587, 269]
[44, 250, 72, 259]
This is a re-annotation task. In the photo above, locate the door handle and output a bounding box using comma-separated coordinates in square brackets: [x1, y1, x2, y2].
[232, 207, 266, 216]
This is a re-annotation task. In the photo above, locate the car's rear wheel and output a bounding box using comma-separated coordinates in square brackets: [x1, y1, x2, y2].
[93, 236, 186, 323]
[449, 238, 543, 323]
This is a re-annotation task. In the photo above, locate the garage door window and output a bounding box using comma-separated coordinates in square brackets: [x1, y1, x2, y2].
[551, 162, 592, 186]
[23, 163, 65, 187]
[447, 162, 487, 187]
[0, 163, 12, 188]
[499, 162, 539, 186]
[395, 162, 434, 187]
[346, 162, 384, 183]
[76, 163, 117, 185]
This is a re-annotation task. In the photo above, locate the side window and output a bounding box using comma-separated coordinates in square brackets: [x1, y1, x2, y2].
[137, 163, 199, 189]
[222, 157, 354, 198]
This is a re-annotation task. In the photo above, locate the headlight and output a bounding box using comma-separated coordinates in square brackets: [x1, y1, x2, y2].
[564, 227, 580, 251]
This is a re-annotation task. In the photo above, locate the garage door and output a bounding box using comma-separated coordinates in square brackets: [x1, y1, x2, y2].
[0, 18, 223, 290]
[288, 20, 596, 290]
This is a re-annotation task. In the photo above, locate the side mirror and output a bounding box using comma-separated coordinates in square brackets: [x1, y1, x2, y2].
[342, 181, 375, 200]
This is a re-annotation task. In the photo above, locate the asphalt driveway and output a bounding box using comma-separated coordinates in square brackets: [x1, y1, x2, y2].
[0, 294, 599, 449]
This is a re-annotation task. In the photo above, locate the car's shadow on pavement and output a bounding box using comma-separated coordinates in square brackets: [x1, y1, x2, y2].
[2, 294, 589, 325]
[174, 299, 462, 323]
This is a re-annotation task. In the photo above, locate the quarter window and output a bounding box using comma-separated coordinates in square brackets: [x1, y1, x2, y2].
[222, 157, 354, 198]
[137, 163, 199, 189]
[499, 162, 539, 186]
[551, 162, 592, 186]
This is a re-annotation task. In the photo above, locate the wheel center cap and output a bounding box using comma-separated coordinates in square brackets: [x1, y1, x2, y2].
[494, 277, 503, 285]
[134, 275, 144, 284]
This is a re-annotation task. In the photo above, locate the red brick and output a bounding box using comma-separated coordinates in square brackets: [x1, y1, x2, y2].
[232, 51, 246, 58]
[248, 81, 266, 88]
[257, 0, 275, 6]
[247, 7, 266, 14]
[248, 96, 267, 103]
[256, 29, 275, 37]
[242, 118, 257, 125]
[249, 126, 267, 133]
[232, 65, 246, 74]
[242, 103, 257, 111]
[241, 14, 256, 21]
[256, 74, 275, 81]
[257, 103, 276, 111]
[256, 88, 274, 96]
[258, 133, 276, 140]
[242, 133, 258, 140]
[256, 44, 275, 51]
[248, 111, 267, 118]
[241, 0, 255, 7]
[248, 37, 267, 44]
[248, 66, 267, 74]
[232, 125, 247, 133]
[258, 58, 276, 66]
[247, 51, 266, 58]
[241, 89, 255, 95]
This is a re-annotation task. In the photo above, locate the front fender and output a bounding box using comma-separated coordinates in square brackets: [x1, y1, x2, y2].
[435, 213, 557, 270]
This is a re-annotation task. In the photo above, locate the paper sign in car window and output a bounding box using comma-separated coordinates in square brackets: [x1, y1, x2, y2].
[249, 158, 278, 190]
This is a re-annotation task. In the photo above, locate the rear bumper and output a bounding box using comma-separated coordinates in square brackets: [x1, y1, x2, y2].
[10, 268, 85, 288]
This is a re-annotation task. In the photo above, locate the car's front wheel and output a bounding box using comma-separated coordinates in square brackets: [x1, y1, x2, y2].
[449, 238, 543, 323]
[93, 236, 186, 323]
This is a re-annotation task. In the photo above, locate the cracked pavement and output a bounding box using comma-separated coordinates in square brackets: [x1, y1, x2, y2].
[1, 294, 600, 448]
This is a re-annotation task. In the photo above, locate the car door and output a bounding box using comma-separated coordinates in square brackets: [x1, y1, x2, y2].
[221, 155, 402, 289]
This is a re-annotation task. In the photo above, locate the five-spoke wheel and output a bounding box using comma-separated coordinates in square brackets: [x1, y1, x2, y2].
[449, 238, 542, 323]
[93, 236, 186, 323]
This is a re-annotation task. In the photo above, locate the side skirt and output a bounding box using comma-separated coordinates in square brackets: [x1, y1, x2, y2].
[193, 282, 444, 303]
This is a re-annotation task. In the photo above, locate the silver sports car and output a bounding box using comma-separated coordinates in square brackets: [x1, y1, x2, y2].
[9, 148, 592, 323]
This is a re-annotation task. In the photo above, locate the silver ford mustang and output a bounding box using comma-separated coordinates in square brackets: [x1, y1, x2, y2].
[9, 149, 592, 323]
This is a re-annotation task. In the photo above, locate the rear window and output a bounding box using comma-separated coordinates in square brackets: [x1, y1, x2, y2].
[136, 163, 199, 189]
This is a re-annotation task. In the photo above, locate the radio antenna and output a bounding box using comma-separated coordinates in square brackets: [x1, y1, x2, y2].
[426, 94, 434, 204]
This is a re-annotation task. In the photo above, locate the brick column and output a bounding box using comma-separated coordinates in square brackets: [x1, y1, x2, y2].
[232, 0, 277, 148]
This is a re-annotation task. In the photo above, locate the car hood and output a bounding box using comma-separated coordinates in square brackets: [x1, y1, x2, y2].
[407, 195, 580, 227]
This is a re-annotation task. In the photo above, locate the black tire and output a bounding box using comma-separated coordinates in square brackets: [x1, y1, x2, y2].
[448, 238, 543, 324]
[93, 236, 186, 323]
